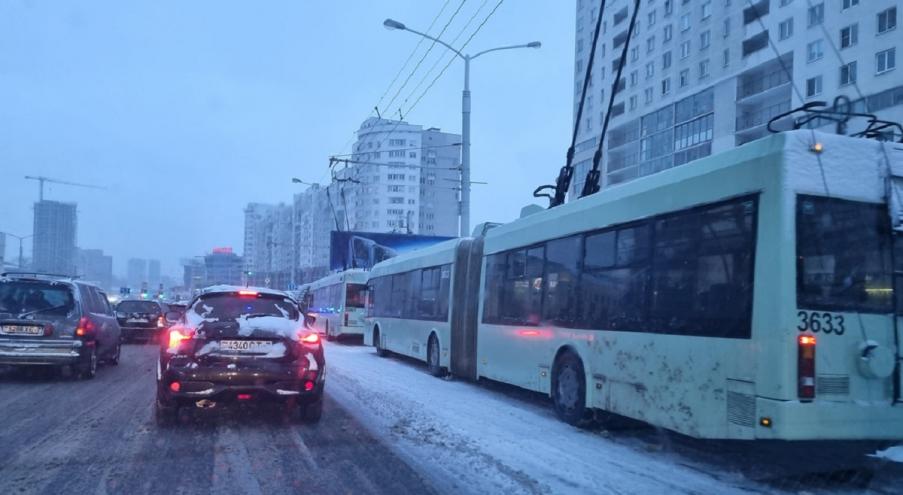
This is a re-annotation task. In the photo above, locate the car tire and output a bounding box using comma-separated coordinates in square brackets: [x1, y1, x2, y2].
[299, 396, 323, 423]
[551, 351, 593, 428]
[374, 328, 388, 357]
[427, 334, 443, 377]
[108, 342, 121, 366]
[325, 322, 335, 342]
[79, 347, 98, 380]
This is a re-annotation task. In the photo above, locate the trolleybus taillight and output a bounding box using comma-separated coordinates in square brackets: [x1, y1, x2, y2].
[798, 334, 816, 400]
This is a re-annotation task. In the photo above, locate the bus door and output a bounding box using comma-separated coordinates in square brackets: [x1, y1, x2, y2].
[344, 283, 367, 327]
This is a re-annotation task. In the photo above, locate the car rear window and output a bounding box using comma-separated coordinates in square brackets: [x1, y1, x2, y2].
[192, 294, 299, 320]
[0, 281, 76, 317]
[117, 301, 162, 314]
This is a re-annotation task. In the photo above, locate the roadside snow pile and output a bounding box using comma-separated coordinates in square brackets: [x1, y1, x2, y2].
[325, 344, 757, 495]
[872, 445, 903, 463]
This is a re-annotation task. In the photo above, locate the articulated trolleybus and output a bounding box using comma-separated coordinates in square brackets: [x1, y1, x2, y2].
[303, 269, 368, 341]
[367, 129, 903, 441]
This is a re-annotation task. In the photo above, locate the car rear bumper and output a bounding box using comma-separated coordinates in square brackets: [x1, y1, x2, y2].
[0, 337, 85, 366]
[159, 357, 325, 405]
[121, 326, 162, 340]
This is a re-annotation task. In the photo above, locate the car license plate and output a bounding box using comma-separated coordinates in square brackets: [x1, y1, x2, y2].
[127, 318, 148, 323]
[0, 324, 44, 336]
[218, 340, 273, 353]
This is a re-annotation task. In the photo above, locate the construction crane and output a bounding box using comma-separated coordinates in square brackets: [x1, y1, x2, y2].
[24, 175, 105, 201]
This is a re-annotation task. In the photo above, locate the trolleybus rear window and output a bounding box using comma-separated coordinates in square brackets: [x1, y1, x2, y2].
[796, 195, 893, 313]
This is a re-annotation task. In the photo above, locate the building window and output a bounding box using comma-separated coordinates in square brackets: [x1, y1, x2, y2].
[630, 70, 638, 87]
[722, 18, 730, 38]
[878, 7, 897, 34]
[665, 0, 673, 16]
[842, 0, 858, 8]
[631, 46, 639, 61]
[781, 0, 793, 5]
[647, 36, 656, 53]
[679, 69, 690, 87]
[662, 50, 672, 69]
[661, 77, 671, 95]
[681, 13, 690, 31]
[681, 40, 691, 58]
[779, 18, 793, 40]
[807, 39, 823, 62]
[629, 95, 638, 110]
[699, 59, 710, 79]
[839, 61, 857, 86]
[807, 2, 824, 27]
[876, 48, 896, 74]
[664, 24, 673, 42]
[806, 76, 822, 97]
[389, 139, 406, 146]
[645, 87, 654, 104]
[722, 48, 730, 67]
[648, 10, 656, 27]
[700, 30, 711, 50]
[701, 1, 712, 20]
[646, 61, 655, 79]
[840, 24, 858, 49]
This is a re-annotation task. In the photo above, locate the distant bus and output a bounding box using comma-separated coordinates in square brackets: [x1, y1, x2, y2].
[306, 269, 368, 340]
[365, 130, 903, 441]
[349, 235, 397, 269]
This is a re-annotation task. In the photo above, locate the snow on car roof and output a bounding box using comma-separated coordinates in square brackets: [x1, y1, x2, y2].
[200, 285, 291, 298]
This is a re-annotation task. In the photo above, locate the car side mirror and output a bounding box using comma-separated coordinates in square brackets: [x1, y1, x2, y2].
[164, 310, 182, 323]
[304, 314, 316, 328]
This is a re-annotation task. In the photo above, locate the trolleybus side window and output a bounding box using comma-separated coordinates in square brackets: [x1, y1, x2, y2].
[482, 254, 507, 324]
[583, 224, 651, 331]
[796, 195, 892, 313]
[499, 247, 544, 325]
[542, 235, 582, 326]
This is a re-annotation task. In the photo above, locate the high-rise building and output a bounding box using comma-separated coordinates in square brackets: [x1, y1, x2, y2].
[204, 247, 243, 286]
[126, 258, 147, 289]
[293, 183, 334, 282]
[0, 234, 6, 269]
[148, 259, 161, 287]
[32, 200, 77, 275]
[337, 118, 461, 236]
[76, 248, 113, 289]
[570, 0, 902, 196]
[243, 203, 275, 276]
[182, 258, 206, 293]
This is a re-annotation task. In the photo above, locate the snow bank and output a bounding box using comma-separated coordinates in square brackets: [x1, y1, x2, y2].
[325, 344, 757, 495]
[872, 445, 903, 463]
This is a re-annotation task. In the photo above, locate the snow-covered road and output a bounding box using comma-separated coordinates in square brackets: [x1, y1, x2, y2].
[326, 342, 761, 494]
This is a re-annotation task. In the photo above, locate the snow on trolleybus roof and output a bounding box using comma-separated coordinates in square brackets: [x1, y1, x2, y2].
[305, 268, 370, 290]
[368, 238, 463, 278]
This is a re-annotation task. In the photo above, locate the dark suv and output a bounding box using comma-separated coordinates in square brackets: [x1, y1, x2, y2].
[156, 286, 324, 424]
[0, 272, 122, 378]
[116, 299, 167, 342]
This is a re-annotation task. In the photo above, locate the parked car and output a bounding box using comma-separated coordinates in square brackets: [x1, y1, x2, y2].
[116, 299, 167, 343]
[155, 286, 324, 424]
[0, 272, 121, 378]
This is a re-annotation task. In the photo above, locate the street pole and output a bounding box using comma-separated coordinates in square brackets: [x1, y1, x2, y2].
[461, 55, 471, 237]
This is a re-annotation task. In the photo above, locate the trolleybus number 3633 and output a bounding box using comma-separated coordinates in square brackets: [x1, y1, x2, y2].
[797, 310, 846, 335]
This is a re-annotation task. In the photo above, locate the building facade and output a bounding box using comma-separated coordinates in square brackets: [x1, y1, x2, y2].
[293, 183, 333, 283]
[571, 0, 901, 196]
[336, 118, 461, 236]
[76, 248, 113, 289]
[204, 247, 243, 286]
[242, 202, 294, 287]
[32, 200, 77, 275]
[243, 203, 275, 276]
[148, 259, 161, 288]
[126, 258, 147, 289]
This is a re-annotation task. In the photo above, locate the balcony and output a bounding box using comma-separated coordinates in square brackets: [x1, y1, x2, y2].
[736, 101, 791, 132]
[737, 68, 791, 100]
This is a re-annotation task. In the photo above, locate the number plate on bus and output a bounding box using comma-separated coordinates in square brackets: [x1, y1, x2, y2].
[218, 340, 273, 353]
[0, 324, 44, 336]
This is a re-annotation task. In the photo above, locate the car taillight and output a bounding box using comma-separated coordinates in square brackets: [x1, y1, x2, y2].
[43, 323, 54, 336]
[168, 327, 194, 349]
[299, 332, 320, 345]
[75, 317, 95, 338]
[798, 334, 816, 400]
[157, 316, 165, 328]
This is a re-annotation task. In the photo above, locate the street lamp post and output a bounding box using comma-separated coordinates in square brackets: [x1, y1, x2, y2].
[0, 232, 33, 269]
[384, 18, 540, 237]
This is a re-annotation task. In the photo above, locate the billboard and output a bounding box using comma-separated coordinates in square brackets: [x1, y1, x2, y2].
[329, 231, 455, 271]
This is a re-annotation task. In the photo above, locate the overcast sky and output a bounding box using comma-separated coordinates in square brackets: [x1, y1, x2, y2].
[0, 1, 574, 277]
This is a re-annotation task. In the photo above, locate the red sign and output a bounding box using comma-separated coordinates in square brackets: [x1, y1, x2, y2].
[212, 247, 233, 254]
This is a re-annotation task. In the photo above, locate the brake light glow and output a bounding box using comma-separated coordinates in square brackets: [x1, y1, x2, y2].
[75, 317, 95, 337]
[300, 332, 320, 345]
[304, 380, 315, 392]
[237, 393, 252, 400]
[798, 334, 816, 400]
[238, 290, 258, 297]
[168, 327, 194, 349]
[169, 381, 181, 392]
[157, 316, 165, 328]
[43, 323, 54, 336]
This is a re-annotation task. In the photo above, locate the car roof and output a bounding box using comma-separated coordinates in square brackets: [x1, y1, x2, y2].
[199, 285, 292, 299]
